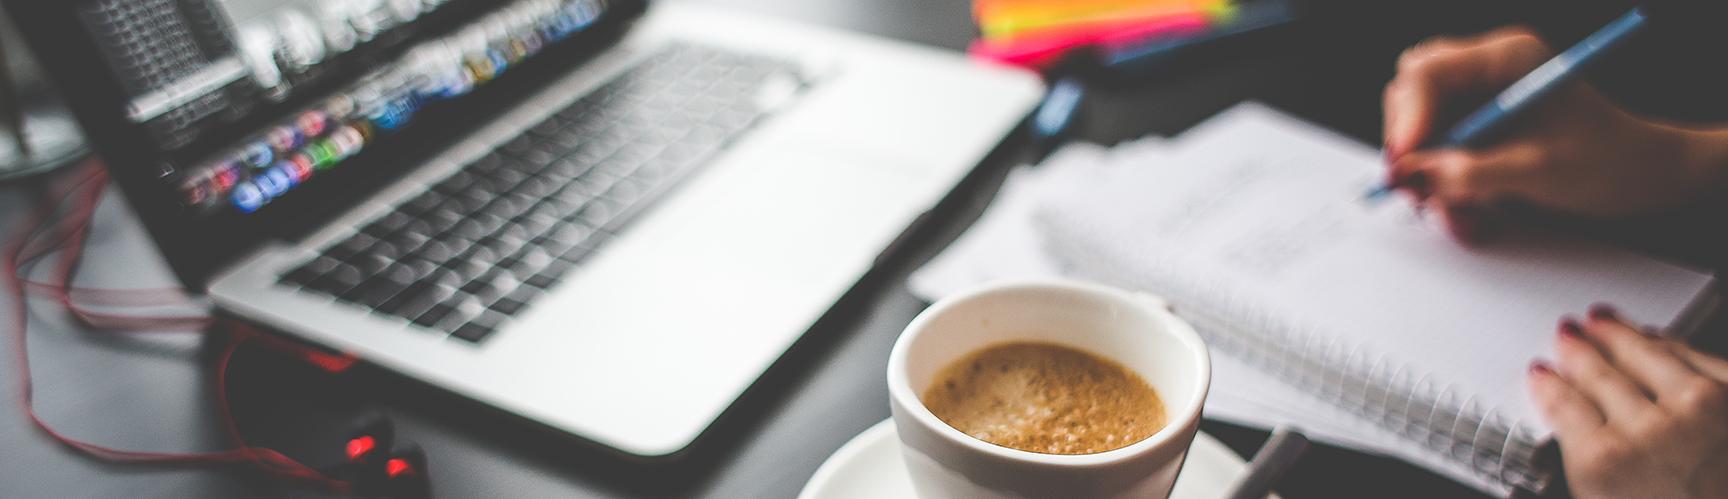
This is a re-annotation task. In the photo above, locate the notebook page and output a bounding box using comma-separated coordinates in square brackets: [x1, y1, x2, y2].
[906, 137, 1489, 489]
[1038, 102, 1715, 491]
[909, 137, 1171, 301]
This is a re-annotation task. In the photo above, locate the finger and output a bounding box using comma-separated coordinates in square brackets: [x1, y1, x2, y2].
[1382, 78, 1427, 161]
[1422, 144, 1546, 205]
[1674, 345, 1728, 384]
[1589, 304, 1728, 384]
[1436, 203, 1493, 245]
[1578, 310, 1700, 404]
[1555, 320, 1658, 421]
[1384, 28, 1550, 158]
[1527, 361, 1607, 438]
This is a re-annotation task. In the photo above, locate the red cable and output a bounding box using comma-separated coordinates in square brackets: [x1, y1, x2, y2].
[6, 160, 353, 492]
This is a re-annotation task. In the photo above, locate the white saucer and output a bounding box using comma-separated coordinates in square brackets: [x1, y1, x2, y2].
[798, 419, 1268, 499]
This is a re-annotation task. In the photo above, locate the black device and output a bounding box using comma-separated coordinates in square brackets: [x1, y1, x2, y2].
[1, 0, 640, 287]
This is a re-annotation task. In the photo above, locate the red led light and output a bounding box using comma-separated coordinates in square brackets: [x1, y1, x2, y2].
[386, 458, 415, 478]
[346, 436, 376, 462]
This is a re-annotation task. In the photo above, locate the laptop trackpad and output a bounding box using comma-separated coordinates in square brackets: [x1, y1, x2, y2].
[485, 148, 927, 453]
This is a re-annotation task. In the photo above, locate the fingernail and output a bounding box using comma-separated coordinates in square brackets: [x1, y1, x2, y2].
[1529, 360, 1554, 375]
[1558, 318, 1583, 338]
[1588, 303, 1619, 321]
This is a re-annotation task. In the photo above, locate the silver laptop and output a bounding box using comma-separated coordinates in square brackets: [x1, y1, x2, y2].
[11, 0, 1042, 455]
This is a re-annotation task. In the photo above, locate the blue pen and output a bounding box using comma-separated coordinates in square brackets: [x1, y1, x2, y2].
[1364, 6, 1650, 202]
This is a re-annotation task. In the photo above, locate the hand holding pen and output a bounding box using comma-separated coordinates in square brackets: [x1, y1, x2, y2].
[1378, 11, 1728, 243]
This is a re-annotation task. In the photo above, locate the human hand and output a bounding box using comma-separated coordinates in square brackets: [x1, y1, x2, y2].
[1527, 305, 1728, 499]
[1382, 26, 1728, 242]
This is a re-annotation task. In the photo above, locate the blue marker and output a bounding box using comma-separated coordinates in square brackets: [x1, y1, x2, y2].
[1366, 6, 1650, 202]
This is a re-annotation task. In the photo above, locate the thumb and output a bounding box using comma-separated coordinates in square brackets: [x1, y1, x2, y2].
[1395, 145, 1542, 205]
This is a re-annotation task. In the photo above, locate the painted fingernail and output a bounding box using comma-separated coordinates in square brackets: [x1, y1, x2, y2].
[1558, 318, 1583, 338]
[1588, 303, 1619, 321]
[1529, 360, 1554, 375]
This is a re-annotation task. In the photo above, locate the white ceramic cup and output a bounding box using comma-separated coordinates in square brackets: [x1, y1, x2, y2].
[888, 279, 1210, 499]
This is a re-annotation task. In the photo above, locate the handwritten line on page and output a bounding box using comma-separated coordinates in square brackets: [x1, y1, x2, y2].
[909, 102, 1717, 497]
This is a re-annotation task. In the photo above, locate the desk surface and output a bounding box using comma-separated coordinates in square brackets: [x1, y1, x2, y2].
[3, 0, 1673, 497]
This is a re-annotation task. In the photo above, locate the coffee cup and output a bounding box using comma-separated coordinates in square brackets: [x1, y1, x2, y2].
[887, 279, 1210, 499]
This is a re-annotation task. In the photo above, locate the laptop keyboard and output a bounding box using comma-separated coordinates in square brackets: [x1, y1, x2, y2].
[278, 43, 804, 343]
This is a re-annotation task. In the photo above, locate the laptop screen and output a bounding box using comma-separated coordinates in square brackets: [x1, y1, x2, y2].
[84, 0, 607, 215]
[6, 0, 640, 285]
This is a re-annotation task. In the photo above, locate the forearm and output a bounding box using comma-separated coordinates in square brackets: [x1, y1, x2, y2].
[1675, 124, 1728, 203]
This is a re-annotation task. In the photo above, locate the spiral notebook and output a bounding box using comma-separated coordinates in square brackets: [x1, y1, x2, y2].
[1034, 103, 1719, 495]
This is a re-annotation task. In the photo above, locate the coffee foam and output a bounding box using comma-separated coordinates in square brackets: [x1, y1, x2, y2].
[922, 341, 1167, 455]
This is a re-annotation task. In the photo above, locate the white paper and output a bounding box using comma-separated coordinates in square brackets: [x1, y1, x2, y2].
[907, 132, 1496, 490]
[908, 102, 1717, 497]
[1037, 102, 1715, 496]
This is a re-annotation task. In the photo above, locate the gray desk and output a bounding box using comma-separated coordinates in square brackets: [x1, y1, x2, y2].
[8, 0, 1693, 497]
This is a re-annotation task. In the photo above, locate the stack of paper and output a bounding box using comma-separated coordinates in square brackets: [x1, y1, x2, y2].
[908, 106, 1434, 465]
[908, 102, 1722, 496]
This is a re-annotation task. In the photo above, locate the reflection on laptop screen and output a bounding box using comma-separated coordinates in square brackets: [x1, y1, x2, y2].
[75, 0, 608, 217]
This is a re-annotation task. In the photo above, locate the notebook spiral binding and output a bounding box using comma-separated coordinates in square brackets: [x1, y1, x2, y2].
[1048, 220, 1557, 494]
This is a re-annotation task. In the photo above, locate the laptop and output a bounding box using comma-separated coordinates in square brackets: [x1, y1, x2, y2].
[5, 0, 1042, 456]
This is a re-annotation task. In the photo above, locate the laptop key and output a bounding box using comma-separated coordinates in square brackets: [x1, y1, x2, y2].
[370, 240, 405, 261]
[558, 239, 598, 264]
[500, 135, 533, 155]
[479, 273, 520, 303]
[308, 263, 366, 295]
[528, 119, 562, 137]
[452, 311, 508, 342]
[449, 218, 489, 241]
[322, 239, 363, 261]
[488, 287, 534, 315]
[281, 266, 322, 286]
[378, 269, 456, 317]
[488, 298, 526, 316]
[414, 239, 457, 264]
[516, 213, 559, 237]
[396, 281, 457, 320]
[507, 248, 554, 279]
[376, 280, 432, 315]
[399, 217, 438, 238]
[457, 277, 491, 296]
[434, 295, 486, 333]
[370, 212, 414, 234]
[413, 303, 455, 329]
[282, 255, 339, 285]
[451, 323, 495, 343]
[350, 253, 393, 277]
[481, 235, 528, 260]
[473, 309, 510, 329]
[289, 44, 800, 343]
[468, 152, 506, 175]
[461, 245, 502, 269]
[523, 260, 570, 289]
[401, 190, 447, 213]
[418, 208, 463, 232]
[479, 194, 529, 220]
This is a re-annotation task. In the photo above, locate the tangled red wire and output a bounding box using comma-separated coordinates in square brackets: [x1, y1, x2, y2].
[5, 160, 357, 492]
